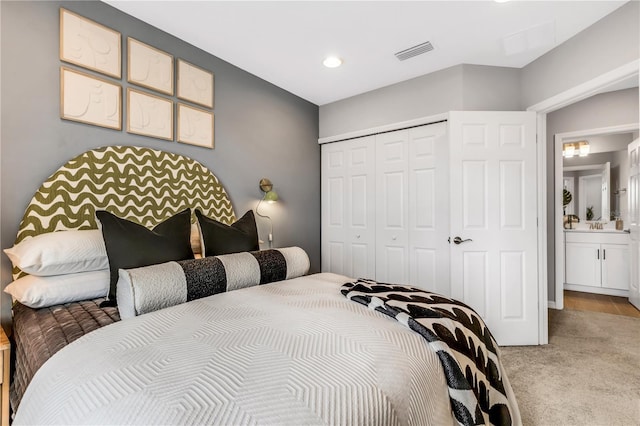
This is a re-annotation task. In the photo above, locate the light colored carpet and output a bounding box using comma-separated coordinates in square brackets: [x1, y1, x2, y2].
[500, 309, 640, 426]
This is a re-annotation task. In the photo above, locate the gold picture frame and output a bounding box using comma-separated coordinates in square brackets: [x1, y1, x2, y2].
[177, 103, 214, 149]
[127, 88, 173, 141]
[59, 8, 121, 78]
[127, 37, 174, 95]
[177, 59, 214, 109]
[60, 67, 121, 130]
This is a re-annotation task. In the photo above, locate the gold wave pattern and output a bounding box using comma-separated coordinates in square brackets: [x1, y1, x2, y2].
[13, 146, 236, 279]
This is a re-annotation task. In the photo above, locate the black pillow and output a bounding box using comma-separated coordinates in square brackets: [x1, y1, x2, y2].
[196, 209, 259, 256]
[97, 208, 194, 306]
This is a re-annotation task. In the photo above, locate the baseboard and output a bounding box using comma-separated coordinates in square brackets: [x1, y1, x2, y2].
[564, 284, 629, 297]
[548, 301, 557, 309]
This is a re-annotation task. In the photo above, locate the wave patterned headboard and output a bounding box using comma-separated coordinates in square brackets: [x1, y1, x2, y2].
[13, 145, 236, 278]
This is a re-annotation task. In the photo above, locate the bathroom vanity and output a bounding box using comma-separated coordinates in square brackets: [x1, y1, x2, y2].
[565, 229, 630, 296]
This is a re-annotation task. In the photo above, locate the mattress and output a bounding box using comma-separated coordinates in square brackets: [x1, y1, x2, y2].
[11, 298, 120, 411]
[15, 273, 459, 425]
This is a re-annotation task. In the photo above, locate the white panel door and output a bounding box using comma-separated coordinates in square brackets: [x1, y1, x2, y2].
[376, 130, 409, 284]
[628, 138, 640, 310]
[321, 137, 376, 279]
[449, 111, 538, 346]
[408, 122, 450, 295]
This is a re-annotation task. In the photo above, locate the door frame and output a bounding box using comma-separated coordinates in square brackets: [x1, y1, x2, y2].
[553, 124, 638, 310]
[527, 59, 639, 344]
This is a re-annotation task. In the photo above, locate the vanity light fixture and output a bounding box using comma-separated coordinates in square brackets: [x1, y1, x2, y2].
[323, 56, 343, 68]
[578, 140, 590, 157]
[256, 178, 279, 248]
[563, 142, 576, 158]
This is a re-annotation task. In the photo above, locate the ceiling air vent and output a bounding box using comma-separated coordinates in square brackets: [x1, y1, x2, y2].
[394, 41, 434, 61]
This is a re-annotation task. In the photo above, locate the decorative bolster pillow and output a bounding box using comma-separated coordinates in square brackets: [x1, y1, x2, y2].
[117, 247, 310, 319]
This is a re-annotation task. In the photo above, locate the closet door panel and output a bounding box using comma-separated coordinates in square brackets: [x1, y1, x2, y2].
[321, 136, 375, 279]
[376, 130, 409, 283]
[408, 123, 449, 294]
[322, 143, 348, 274]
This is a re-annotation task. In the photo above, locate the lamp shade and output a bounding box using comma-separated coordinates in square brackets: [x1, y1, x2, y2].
[264, 190, 278, 202]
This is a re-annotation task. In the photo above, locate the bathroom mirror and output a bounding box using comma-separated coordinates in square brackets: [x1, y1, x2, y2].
[563, 162, 610, 222]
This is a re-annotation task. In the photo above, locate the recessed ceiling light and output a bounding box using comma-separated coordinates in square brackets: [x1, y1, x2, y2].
[323, 56, 343, 68]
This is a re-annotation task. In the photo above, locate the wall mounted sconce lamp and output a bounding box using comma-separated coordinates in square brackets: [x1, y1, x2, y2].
[563, 140, 590, 158]
[256, 178, 278, 247]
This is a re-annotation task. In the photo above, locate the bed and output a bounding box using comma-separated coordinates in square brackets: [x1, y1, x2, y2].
[4, 146, 521, 425]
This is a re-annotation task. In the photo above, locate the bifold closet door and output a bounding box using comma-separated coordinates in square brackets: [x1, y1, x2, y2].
[408, 123, 450, 294]
[375, 130, 410, 283]
[374, 123, 450, 291]
[321, 137, 376, 279]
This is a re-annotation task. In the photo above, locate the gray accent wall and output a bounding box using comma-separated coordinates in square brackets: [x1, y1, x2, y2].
[0, 1, 320, 326]
[521, 1, 639, 108]
[319, 64, 521, 138]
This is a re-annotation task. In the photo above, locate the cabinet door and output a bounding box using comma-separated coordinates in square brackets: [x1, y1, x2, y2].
[376, 130, 409, 284]
[565, 242, 601, 287]
[601, 243, 629, 290]
[321, 137, 376, 278]
[408, 123, 450, 295]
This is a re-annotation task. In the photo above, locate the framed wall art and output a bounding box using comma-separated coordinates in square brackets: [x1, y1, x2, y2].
[60, 8, 121, 78]
[127, 37, 173, 95]
[177, 103, 214, 149]
[127, 88, 173, 141]
[60, 67, 121, 130]
[177, 59, 214, 109]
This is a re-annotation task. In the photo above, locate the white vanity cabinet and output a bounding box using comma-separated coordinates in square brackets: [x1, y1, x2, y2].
[565, 231, 630, 295]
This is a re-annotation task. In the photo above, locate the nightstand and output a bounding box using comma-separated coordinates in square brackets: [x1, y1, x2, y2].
[0, 328, 9, 426]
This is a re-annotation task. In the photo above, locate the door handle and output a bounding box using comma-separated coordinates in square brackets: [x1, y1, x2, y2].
[452, 236, 472, 245]
[603, 249, 606, 260]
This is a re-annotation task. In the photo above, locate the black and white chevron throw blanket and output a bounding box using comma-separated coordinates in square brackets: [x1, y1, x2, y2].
[341, 279, 519, 426]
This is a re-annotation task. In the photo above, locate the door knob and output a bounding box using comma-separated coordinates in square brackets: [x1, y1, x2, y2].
[453, 236, 472, 245]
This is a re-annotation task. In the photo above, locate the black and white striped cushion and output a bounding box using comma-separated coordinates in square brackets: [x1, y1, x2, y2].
[117, 247, 309, 318]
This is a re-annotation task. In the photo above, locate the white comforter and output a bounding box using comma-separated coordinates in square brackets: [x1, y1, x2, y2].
[15, 273, 457, 425]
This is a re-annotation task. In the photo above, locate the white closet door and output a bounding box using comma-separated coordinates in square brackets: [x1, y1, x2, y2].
[321, 137, 376, 279]
[628, 138, 640, 310]
[376, 130, 409, 283]
[449, 111, 538, 346]
[408, 122, 450, 295]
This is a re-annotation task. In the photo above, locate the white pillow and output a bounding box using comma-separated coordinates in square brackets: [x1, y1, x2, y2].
[4, 230, 108, 276]
[4, 269, 109, 308]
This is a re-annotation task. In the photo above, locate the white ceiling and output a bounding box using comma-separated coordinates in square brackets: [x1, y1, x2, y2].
[104, 1, 630, 106]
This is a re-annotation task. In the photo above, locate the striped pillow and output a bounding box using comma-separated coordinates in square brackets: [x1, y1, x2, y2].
[117, 247, 309, 319]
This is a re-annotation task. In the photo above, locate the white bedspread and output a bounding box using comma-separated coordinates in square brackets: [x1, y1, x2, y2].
[15, 273, 457, 425]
